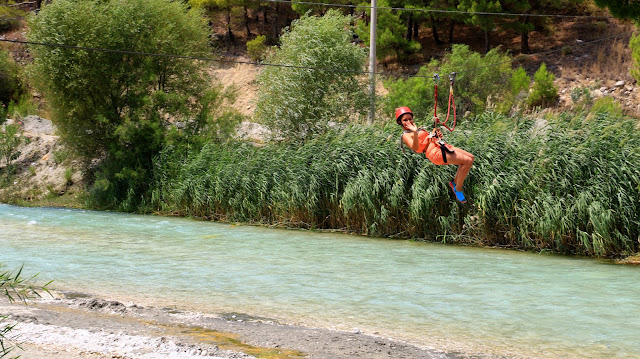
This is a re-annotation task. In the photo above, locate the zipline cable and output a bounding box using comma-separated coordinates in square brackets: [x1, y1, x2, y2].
[0, 1, 35, 7]
[0, 32, 629, 79]
[252, 0, 616, 19]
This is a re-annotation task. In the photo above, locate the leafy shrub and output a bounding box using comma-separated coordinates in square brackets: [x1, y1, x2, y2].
[247, 35, 268, 61]
[510, 67, 531, 95]
[527, 63, 558, 107]
[254, 10, 368, 140]
[28, 0, 241, 209]
[589, 96, 623, 117]
[629, 33, 640, 82]
[0, 122, 22, 178]
[0, 6, 25, 32]
[0, 103, 6, 125]
[570, 86, 592, 109]
[355, 0, 421, 61]
[6, 92, 38, 120]
[0, 50, 22, 106]
[384, 44, 515, 120]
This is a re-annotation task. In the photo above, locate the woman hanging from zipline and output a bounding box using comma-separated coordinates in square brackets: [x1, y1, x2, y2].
[395, 73, 474, 203]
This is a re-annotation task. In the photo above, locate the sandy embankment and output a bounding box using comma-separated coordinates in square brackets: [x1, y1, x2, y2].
[1, 291, 458, 359]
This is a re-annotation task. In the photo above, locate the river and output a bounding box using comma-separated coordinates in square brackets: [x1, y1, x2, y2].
[0, 204, 638, 358]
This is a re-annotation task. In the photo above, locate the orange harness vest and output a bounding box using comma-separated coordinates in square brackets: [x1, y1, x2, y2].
[400, 127, 454, 164]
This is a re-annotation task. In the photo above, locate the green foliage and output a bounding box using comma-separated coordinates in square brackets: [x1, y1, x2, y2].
[384, 44, 514, 120]
[247, 35, 268, 61]
[570, 86, 592, 109]
[6, 92, 38, 120]
[594, 0, 640, 20]
[64, 167, 74, 185]
[148, 110, 640, 257]
[0, 122, 22, 179]
[510, 67, 530, 95]
[28, 0, 241, 209]
[0, 3, 25, 32]
[254, 10, 368, 140]
[355, 0, 421, 61]
[1, 265, 51, 358]
[629, 33, 640, 82]
[589, 96, 623, 117]
[0, 50, 23, 106]
[53, 147, 70, 165]
[0, 103, 6, 125]
[527, 63, 558, 107]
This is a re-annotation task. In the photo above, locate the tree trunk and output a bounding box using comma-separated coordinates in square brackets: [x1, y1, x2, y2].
[448, 19, 455, 44]
[520, 16, 530, 54]
[413, 19, 419, 39]
[244, 5, 252, 38]
[430, 14, 443, 45]
[406, 15, 413, 41]
[270, 4, 280, 40]
[484, 29, 490, 53]
[226, 10, 234, 43]
[263, 6, 269, 26]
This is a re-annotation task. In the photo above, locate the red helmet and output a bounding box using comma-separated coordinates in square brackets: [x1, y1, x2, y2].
[395, 106, 413, 124]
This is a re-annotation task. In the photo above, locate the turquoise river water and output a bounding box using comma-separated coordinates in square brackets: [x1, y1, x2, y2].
[0, 204, 639, 358]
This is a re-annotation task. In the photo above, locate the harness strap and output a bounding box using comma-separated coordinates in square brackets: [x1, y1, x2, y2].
[438, 139, 454, 164]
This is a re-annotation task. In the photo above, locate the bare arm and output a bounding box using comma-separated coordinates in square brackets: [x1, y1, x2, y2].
[401, 127, 421, 153]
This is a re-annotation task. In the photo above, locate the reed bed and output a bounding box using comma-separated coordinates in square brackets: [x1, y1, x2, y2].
[149, 111, 640, 257]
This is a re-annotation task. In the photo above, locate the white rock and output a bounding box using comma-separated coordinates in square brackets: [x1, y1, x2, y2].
[600, 86, 607, 92]
[614, 80, 625, 87]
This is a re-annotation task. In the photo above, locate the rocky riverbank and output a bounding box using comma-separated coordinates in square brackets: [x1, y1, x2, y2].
[2, 291, 460, 359]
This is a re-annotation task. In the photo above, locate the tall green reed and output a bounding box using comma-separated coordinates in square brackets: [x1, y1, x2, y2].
[148, 111, 639, 257]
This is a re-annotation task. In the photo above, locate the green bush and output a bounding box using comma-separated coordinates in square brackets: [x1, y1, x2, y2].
[0, 103, 6, 125]
[495, 66, 531, 114]
[254, 10, 368, 140]
[6, 92, 38, 120]
[590, 96, 623, 117]
[0, 122, 22, 179]
[0, 6, 25, 33]
[247, 35, 268, 61]
[0, 50, 23, 106]
[527, 63, 558, 107]
[28, 0, 240, 209]
[510, 67, 531, 95]
[629, 33, 640, 82]
[384, 44, 515, 120]
[570, 86, 593, 109]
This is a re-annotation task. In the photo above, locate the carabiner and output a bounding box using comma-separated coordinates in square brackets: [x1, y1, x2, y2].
[433, 73, 440, 85]
[448, 72, 457, 85]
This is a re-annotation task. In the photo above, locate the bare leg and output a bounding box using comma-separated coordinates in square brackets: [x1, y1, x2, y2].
[445, 148, 475, 191]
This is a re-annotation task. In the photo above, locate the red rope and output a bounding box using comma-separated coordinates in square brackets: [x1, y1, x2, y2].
[433, 77, 456, 132]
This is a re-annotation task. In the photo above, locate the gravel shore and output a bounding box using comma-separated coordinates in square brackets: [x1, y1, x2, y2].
[1, 291, 461, 359]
